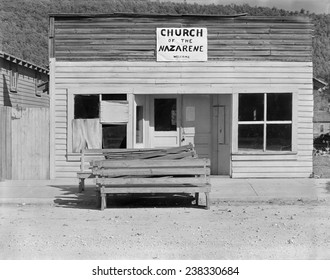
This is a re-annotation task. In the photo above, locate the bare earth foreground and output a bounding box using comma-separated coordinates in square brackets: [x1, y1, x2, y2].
[0, 198, 329, 260]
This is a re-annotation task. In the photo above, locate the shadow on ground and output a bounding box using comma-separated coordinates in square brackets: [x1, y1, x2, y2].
[50, 185, 199, 210]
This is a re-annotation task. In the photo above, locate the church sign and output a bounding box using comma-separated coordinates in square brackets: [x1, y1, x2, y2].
[156, 28, 208, 61]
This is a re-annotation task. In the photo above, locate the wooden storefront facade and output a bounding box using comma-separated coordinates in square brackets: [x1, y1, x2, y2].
[49, 13, 313, 179]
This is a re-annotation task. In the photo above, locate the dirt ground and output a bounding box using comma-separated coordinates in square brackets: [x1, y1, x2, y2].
[0, 197, 329, 260]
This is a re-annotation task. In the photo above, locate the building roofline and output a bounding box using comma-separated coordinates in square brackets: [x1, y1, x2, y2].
[49, 12, 248, 18]
[0, 51, 49, 74]
[48, 12, 311, 23]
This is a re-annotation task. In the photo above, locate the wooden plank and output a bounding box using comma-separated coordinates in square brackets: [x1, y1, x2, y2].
[98, 185, 211, 194]
[96, 177, 206, 185]
[232, 154, 298, 161]
[231, 172, 311, 178]
[93, 167, 209, 177]
[93, 158, 209, 168]
[232, 161, 312, 167]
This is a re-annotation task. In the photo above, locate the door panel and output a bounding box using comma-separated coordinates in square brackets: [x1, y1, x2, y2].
[151, 96, 180, 148]
[182, 95, 211, 159]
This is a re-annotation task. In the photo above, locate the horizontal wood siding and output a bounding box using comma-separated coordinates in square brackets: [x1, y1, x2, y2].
[0, 58, 49, 108]
[53, 16, 312, 62]
[53, 60, 312, 179]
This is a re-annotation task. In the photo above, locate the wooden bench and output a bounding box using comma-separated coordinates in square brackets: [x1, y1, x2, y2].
[92, 158, 211, 210]
[76, 144, 197, 192]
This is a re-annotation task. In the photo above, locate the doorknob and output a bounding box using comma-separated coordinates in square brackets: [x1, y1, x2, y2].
[181, 137, 185, 142]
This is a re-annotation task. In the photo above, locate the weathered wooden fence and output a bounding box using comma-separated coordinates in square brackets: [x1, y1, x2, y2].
[0, 106, 49, 180]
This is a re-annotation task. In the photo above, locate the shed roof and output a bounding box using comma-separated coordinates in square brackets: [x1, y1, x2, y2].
[313, 77, 328, 91]
[0, 51, 49, 74]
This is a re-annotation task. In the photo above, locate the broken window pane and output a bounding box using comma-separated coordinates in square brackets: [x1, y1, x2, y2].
[74, 95, 99, 119]
[239, 94, 264, 121]
[154, 99, 177, 131]
[102, 124, 127, 149]
[267, 93, 292, 121]
[102, 94, 127, 101]
[238, 124, 263, 150]
[266, 124, 292, 151]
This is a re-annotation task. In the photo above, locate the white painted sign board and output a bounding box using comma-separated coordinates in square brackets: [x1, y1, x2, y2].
[156, 28, 207, 61]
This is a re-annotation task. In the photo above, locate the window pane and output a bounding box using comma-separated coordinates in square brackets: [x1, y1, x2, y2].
[267, 93, 292, 121]
[239, 94, 264, 121]
[136, 106, 143, 143]
[74, 95, 99, 119]
[102, 124, 126, 149]
[102, 94, 127, 100]
[238, 124, 263, 150]
[154, 99, 177, 131]
[266, 124, 292, 151]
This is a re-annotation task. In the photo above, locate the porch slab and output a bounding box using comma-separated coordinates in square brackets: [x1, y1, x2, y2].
[0, 177, 328, 206]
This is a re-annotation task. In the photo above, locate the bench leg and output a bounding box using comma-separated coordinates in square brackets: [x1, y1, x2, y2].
[96, 189, 101, 209]
[78, 178, 85, 193]
[100, 185, 107, 211]
[205, 192, 210, 210]
[195, 192, 199, 206]
[100, 193, 107, 211]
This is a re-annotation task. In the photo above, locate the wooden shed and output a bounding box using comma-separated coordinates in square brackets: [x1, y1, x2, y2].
[49, 13, 314, 179]
[0, 52, 50, 180]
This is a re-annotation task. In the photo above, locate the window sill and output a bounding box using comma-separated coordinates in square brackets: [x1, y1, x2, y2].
[232, 151, 298, 155]
[66, 153, 81, 162]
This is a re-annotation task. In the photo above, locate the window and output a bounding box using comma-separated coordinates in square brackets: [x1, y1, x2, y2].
[72, 95, 101, 153]
[35, 72, 42, 97]
[68, 92, 129, 154]
[136, 105, 143, 143]
[238, 93, 292, 151]
[103, 124, 127, 148]
[10, 64, 18, 92]
[154, 98, 177, 131]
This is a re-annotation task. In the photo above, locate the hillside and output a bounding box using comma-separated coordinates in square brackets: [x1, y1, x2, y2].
[0, 0, 329, 82]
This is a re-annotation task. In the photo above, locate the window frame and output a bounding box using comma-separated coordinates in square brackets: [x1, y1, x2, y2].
[232, 91, 298, 154]
[10, 64, 18, 92]
[66, 90, 133, 157]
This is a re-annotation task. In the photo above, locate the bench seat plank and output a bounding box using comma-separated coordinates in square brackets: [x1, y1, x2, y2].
[93, 158, 210, 168]
[96, 176, 208, 185]
[98, 184, 211, 194]
[93, 167, 210, 177]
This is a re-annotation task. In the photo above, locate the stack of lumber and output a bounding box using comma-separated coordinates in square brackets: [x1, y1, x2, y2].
[103, 143, 197, 160]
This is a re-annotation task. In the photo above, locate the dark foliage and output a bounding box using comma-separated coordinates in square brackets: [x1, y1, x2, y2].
[0, 0, 329, 82]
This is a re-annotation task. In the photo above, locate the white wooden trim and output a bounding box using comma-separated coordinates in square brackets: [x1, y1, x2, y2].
[67, 89, 74, 154]
[292, 90, 298, 152]
[127, 93, 134, 149]
[232, 93, 239, 153]
[56, 61, 313, 68]
[64, 85, 300, 95]
[49, 58, 56, 179]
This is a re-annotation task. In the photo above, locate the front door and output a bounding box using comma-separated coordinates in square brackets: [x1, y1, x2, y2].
[150, 96, 180, 148]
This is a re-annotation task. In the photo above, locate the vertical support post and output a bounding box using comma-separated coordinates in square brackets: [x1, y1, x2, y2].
[195, 192, 199, 206]
[79, 178, 85, 193]
[205, 192, 210, 210]
[100, 186, 106, 211]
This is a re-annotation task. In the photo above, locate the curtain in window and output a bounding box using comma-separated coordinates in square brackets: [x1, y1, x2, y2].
[72, 119, 101, 153]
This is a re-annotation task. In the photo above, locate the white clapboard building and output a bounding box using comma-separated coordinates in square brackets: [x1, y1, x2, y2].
[49, 13, 313, 179]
